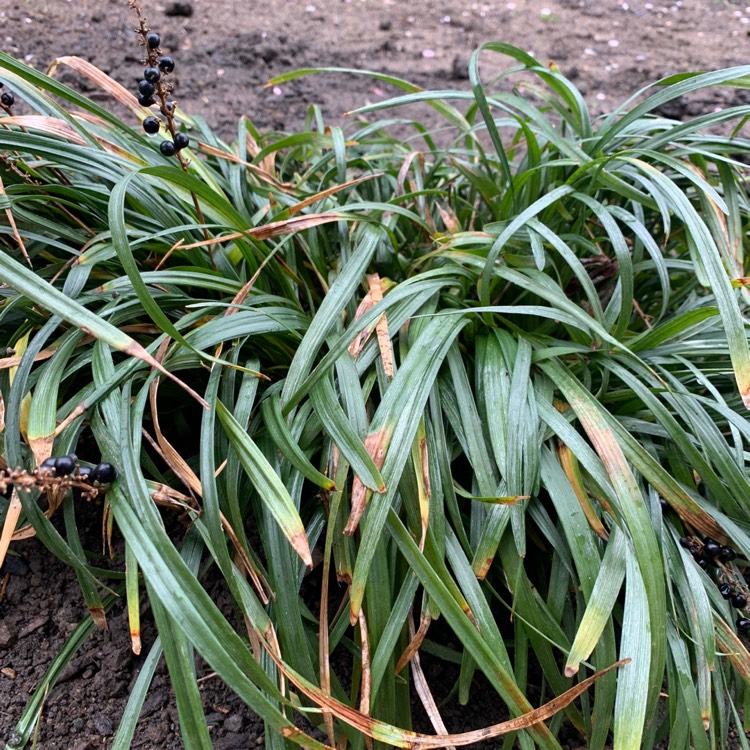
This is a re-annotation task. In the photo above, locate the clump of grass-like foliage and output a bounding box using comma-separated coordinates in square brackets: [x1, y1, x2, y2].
[1, 37, 750, 750]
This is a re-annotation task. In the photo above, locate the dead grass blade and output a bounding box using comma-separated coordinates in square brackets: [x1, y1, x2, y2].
[394, 612, 431, 676]
[174, 212, 347, 251]
[1, 115, 138, 159]
[286, 174, 380, 218]
[345, 427, 391, 536]
[358, 608, 374, 750]
[558, 443, 609, 541]
[243, 126, 277, 180]
[369, 274, 394, 380]
[265, 642, 628, 748]
[148, 342, 202, 496]
[0, 489, 23, 569]
[714, 616, 750, 687]
[406, 614, 455, 750]
[199, 141, 291, 190]
[47, 56, 144, 117]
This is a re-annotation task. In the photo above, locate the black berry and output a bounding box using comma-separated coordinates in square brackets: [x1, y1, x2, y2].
[696, 557, 709, 570]
[138, 95, 156, 107]
[158, 55, 175, 73]
[1, 91, 15, 107]
[147, 32, 161, 49]
[737, 617, 750, 632]
[39, 457, 58, 474]
[76, 466, 92, 482]
[173, 132, 189, 151]
[732, 593, 748, 610]
[679, 537, 692, 549]
[160, 140, 177, 156]
[138, 80, 156, 97]
[144, 67, 161, 83]
[719, 583, 732, 599]
[719, 546, 737, 562]
[162, 101, 175, 115]
[703, 540, 722, 558]
[143, 116, 161, 134]
[54, 454, 77, 476]
[90, 462, 117, 484]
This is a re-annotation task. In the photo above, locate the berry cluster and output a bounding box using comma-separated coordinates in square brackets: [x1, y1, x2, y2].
[132, 21, 189, 157]
[39, 454, 117, 485]
[0, 455, 117, 503]
[679, 535, 749, 632]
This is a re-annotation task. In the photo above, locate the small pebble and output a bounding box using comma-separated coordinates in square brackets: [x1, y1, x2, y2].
[0, 624, 18, 648]
[94, 716, 114, 736]
[164, 1, 193, 17]
[224, 714, 244, 733]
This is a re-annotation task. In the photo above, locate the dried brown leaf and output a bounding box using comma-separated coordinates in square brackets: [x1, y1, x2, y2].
[48, 56, 144, 116]
[394, 612, 431, 676]
[0, 490, 22, 569]
[265, 639, 628, 748]
[345, 427, 391, 536]
[558, 443, 609, 541]
[286, 174, 379, 218]
[406, 614, 455, 750]
[199, 140, 291, 190]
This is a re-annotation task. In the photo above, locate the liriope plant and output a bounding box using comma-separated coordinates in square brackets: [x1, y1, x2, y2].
[0, 31, 749, 750]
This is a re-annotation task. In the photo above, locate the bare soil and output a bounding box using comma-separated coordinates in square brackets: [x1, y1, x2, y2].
[2, 0, 750, 137]
[2, 0, 750, 747]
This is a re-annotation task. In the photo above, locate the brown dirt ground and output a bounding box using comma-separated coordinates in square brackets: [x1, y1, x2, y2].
[2, 0, 750, 748]
[3, 0, 750, 137]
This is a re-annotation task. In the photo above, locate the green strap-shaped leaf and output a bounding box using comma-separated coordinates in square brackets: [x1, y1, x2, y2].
[147, 533, 213, 750]
[281, 225, 381, 407]
[200, 363, 273, 633]
[540, 358, 666, 738]
[26, 329, 82, 444]
[666, 623, 711, 750]
[108, 171, 263, 381]
[613, 552, 651, 750]
[592, 65, 750, 153]
[0, 244, 176, 376]
[388, 513, 560, 750]
[262, 392, 335, 491]
[111, 637, 163, 750]
[479, 186, 575, 305]
[107, 385, 329, 750]
[267, 66, 471, 132]
[309, 373, 384, 491]
[620, 157, 750, 408]
[349, 313, 469, 621]
[216, 399, 312, 568]
[565, 527, 626, 675]
[540, 448, 616, 749]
